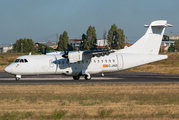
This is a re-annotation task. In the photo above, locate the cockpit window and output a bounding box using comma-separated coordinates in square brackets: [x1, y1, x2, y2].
[24, 59, 28, 62]
[14, 59, 28, 63]
[14, 59, 20, 63]
[20, 59, 24, 62]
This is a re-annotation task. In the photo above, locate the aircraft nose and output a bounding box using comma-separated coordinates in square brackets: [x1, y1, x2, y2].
[4, 66, 11, 73]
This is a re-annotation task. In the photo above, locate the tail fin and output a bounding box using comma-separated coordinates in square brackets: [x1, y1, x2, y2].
[118, 20, 173, 54]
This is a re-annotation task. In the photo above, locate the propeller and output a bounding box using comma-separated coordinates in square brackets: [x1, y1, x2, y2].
[62, 50, 69, 58]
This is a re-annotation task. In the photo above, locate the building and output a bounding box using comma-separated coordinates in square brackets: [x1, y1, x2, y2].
[68, 39, 82, 48]
[162, 34, 179, 47]
[124, 43, 133, 49]
[163, 34, 179, 41]
[96, 39, 108, 49]
[161, 34, 179, 52]
[0, 45, 13, 53]
[68, 39, 108, 49]
[160, 46, 169, 53]
[35, 41, 58, 51]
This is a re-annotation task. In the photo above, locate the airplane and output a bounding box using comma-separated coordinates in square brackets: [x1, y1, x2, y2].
[4, 20, 173, 81]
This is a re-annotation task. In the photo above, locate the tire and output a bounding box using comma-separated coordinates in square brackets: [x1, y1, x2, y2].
[85, 75, 91, 80]
[16, 77, 20, 81]
[73, 76, 80, 80]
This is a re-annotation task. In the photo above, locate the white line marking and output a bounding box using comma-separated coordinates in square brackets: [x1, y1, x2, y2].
[0, 77, 121, 81]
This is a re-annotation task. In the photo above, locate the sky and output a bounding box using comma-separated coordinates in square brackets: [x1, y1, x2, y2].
[0, 0, 178, 46]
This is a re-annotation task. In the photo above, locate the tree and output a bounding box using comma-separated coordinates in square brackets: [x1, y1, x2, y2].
[81, 26, 97, 51]
[175, 41, 179, 51]
[107, 24, 125, 49]
[168, 43, 176, 52]
[86, 26, 97, 50]
[13, 38, 35, 53]
[115, 28, 125, 49]
[38, 44, 54, 53]
[57, 31, 69, 52]
[67, 43, 74, 51]
[83, 39, 88, 50]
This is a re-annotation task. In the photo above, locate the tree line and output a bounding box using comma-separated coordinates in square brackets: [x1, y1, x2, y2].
[12, 24, 125, 53]
[12, 38, 53, 53]
[13, 38, 35, 53]
[57, 24, 125, 52]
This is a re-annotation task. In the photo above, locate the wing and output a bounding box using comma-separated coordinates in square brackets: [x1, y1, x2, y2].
[67, 50, 115, 63]
[83, 50, 115, 56]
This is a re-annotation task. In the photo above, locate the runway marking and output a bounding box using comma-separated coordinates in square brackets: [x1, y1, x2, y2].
[0, 77, 121, 81]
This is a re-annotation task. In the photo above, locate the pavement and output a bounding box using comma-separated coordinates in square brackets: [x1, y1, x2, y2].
[0, 71, 179, 85]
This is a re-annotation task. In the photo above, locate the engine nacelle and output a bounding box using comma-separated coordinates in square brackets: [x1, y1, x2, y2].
[68, 51, 93, 63]
[68, 51, 82, 63]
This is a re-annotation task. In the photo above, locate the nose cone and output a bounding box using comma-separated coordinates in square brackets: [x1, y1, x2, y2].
[4, 66, 11, 73]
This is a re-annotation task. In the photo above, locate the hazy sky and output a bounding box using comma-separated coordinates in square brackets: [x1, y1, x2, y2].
[0, 0, 178, 45]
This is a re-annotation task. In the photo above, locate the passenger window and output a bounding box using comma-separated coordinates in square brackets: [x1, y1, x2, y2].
[14, 59, 20, 63]
[109, 60, 111, 63]
[98, 60, 100, 63]
[105, 60, 107, 63]
[101, 60, 103, 63]
[59, 61, 61, 64]
[24, 59, 28, 62]
[94, 60, 96, 63]
[86, 60, 88, 63]
[113, 59, 115, 62]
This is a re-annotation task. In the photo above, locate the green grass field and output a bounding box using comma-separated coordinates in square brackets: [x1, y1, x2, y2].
[1, 84, 179, 119]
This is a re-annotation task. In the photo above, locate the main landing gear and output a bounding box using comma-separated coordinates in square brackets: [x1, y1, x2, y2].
[73, 74, 91, 80]
[73, 76, 80, 80]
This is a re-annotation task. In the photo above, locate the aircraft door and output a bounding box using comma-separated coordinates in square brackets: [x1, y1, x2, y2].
[116, 55, 123, 70]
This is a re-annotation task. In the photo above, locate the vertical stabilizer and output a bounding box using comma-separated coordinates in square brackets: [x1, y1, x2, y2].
[118, 20, 173, 54]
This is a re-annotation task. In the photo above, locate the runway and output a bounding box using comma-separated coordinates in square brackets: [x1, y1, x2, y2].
[1, 71, 179, 84]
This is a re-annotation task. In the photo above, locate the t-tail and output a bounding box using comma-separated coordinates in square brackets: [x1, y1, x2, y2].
[116, 20, 173, 70]
[117, 20, 173, 54]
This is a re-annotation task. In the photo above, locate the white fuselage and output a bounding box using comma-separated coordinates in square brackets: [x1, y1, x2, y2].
[5, 53, 122, 76]
[5, 52, 167, 76]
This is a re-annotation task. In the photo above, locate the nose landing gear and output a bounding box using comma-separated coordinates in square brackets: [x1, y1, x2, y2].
[15, 75, 21, 81]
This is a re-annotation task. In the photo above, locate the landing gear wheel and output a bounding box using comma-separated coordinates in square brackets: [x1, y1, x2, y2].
[85, 75, 91, 80]
[16, 77, 20, 81]
[73, 76, 80, 80]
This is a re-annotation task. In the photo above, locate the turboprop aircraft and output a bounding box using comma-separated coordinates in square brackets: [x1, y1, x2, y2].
[4, 20, 173, 81]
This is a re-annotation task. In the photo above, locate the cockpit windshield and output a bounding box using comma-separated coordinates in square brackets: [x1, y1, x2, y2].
[14, 59, 28, 63]
[14, 59, 20, 63]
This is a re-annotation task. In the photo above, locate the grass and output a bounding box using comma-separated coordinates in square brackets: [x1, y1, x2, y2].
[51, 110, 67, 119]
[1, 84, 179, 119]
[98, 108, 114, 118]
[0, 111, 33, 120]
